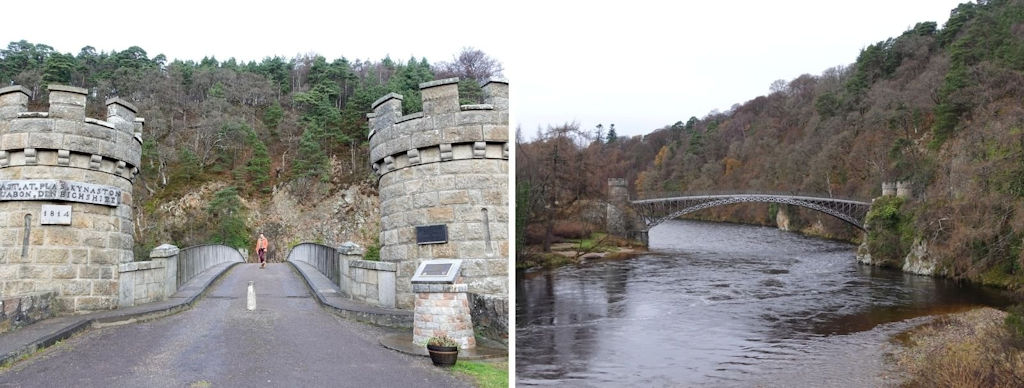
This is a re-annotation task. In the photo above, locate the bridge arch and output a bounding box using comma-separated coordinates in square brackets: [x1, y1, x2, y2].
[630, 194, 870, 231]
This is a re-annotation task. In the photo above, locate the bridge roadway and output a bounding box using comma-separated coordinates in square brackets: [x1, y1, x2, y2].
[0, 263, 470, 387]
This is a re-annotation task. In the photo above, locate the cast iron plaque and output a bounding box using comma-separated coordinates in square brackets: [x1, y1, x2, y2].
[411, 259, 463, 284]
[415, 224, 448, 245]
[421, 263, 453, 276]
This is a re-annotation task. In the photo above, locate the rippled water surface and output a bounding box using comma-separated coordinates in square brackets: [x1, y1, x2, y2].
[516, 220, 1010, 386]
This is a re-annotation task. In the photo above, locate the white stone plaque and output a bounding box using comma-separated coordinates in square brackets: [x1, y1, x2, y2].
[40, 205, 72, 225]
[0, 180, 121, 206]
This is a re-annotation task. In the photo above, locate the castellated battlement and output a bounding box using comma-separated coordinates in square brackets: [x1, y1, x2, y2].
[0, 84, 143, 183]
[367, 78, 508, 177]
[368, 78, 509, 309]
[0, 84, 143, 313]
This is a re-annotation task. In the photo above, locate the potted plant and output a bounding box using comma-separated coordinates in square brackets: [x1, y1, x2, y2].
[426, 335, 459, 367]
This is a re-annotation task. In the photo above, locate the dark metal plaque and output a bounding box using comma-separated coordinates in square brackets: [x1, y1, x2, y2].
[421, 263, 453, 277]
[416, 224, 448, 244]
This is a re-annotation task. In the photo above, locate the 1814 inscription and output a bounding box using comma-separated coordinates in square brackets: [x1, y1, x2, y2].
[0, 180, 121, 206]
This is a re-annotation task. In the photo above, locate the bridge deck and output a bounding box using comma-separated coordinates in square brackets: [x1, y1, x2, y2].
[0, 264, 470, 387]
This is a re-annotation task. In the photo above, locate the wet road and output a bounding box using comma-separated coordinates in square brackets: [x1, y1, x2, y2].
[0, 263, 469, 387]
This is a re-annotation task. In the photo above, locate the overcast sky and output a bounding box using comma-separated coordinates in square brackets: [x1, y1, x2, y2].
[5, 1, 966, 138]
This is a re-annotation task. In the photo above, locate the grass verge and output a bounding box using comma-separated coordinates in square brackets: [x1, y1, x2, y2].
[451, 360, 508, 388]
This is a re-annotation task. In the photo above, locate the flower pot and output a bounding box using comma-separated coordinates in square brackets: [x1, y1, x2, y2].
[427, 344, 459, 367]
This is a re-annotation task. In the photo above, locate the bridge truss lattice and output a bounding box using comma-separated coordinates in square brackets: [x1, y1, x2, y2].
[630, 194, 871, 230]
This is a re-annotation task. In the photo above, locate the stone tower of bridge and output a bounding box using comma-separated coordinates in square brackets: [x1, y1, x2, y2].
[0, 85, 142, 313]
[606, 178, 648, 245]
[368, 78, 508, 309]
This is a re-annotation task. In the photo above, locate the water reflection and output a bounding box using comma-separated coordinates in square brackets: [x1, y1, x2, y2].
[516, 220, 1011, 386]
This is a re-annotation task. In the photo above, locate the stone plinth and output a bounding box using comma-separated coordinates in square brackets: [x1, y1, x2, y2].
[412, 283, 476, 349]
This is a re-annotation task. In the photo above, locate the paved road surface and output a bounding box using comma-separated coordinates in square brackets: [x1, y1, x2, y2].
[0, 263, 471, 387]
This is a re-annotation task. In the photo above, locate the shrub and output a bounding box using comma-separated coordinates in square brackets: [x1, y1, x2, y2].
[427, 335, 458, 347]
[363, 243, 380, 261]
[551, 220, 593, 240]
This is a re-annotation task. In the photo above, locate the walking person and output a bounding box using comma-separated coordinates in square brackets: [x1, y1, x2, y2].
[256, 233, 269, 269]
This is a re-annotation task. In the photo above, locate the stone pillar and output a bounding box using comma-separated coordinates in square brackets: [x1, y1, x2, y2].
[369, 92, 403, 133]
[482, 79, 508, 110]
[607, 178, 629, 237]
[412, 283, 476, 349]
[47, 84, 87, 119]
[0, 85, 30, 120]
[150, 244, 179, 298]
[105, 97, 138, 133]
[420, 78, 460, 116]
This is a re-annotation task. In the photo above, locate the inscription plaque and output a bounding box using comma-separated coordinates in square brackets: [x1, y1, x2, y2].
[410, 259, 463, 284]
[0, 180, 121, 206]
[421, 263, 453, 276]
[40, 205, 72, 225]
[415, 224, 448, 245]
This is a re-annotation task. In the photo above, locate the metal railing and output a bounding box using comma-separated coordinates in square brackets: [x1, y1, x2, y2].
[177, 244, 246, 288]
[286, 243, 339, 285]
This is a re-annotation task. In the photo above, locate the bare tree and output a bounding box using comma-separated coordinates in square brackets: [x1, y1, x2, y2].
[433, 47, 504, 82]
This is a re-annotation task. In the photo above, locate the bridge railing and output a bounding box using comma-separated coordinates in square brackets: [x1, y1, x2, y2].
[177, 244, 246, 288]
[287, 243, 339, 285]
[632, 190, 870, 204]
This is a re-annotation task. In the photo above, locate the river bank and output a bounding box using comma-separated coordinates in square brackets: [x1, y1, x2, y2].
[517, 233, 646, 270]
[888, 307, 1024, 387]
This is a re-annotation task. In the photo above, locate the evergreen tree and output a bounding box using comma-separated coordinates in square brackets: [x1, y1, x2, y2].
[206, 187, 250, 249]
[606, 124, 618, 143]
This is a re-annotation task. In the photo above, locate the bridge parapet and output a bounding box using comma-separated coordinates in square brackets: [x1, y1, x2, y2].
[118, 244, 243, 308]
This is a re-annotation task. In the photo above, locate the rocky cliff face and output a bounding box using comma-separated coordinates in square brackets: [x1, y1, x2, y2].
[145, 178, 380, 262]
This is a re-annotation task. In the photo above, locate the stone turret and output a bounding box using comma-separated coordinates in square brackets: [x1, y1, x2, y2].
[368, 78, 508, 309]
[896, 181, 912, 199]
[0, 84, 143, 313]
[881, 182, 896, 196]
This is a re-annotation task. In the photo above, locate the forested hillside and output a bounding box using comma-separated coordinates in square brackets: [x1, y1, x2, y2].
[0, 41, 502, 258]
[518, 0, 1024, 287]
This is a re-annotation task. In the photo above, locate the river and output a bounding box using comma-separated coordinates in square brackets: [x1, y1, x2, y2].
[515, 220, 1011, 387]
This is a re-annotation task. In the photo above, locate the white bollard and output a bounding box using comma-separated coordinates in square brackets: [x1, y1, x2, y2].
[247, 280, 256, 311]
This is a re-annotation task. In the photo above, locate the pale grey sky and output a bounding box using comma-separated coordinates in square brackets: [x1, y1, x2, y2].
[507, 0, 967, 137]
[5, 1, 967, 138]
[2, 1, 512, 76]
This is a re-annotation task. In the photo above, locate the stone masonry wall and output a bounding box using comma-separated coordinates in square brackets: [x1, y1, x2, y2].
[413, 283, 476, 349]
[338, 254, 397, 309]
[368, 78, 508, 309]
[468, 292, 508, 345]
[117, 260, 166, 307]
[0, 85, 142, 313]
[0, 291, 55, 334]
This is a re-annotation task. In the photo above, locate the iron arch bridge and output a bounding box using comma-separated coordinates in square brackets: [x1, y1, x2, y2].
[630, 194, 871, 230]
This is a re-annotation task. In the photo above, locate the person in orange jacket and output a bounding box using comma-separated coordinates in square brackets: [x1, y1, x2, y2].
[256, 233, 269, 269]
